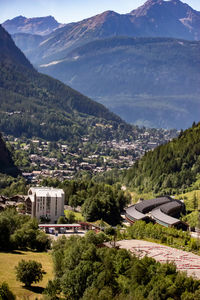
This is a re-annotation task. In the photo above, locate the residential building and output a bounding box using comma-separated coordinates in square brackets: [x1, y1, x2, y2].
[26, 187, 65, 223]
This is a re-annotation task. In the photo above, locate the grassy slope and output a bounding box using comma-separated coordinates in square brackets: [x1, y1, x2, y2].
[0, 251, 53, 299]
[64, 209, 84, 221]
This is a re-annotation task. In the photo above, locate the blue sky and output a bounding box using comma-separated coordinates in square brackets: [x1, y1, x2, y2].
[0, 0, 200, 24]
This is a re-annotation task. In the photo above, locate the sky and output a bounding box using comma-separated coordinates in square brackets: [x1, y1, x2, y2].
[0, 0, 200, 24]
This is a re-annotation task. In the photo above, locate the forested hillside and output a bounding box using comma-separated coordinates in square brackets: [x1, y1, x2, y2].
[0, 25, 133, 142]
[3, 0, 200, 128]
[124, 122, 200, 194]
[0, 133, 20, 177]
[44, 234, 200, 300]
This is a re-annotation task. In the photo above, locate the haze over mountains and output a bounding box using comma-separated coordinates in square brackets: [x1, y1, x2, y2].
[39, 37, 200, 129]
[0, 24, 128, 143]
[2, 0, 200, 129]
[4, 0, 200, 65]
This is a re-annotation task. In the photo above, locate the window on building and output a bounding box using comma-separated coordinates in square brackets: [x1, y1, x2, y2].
[46, 196, 51, 214]
[55, 195, 57, 216]
[40, 197, 42, 210]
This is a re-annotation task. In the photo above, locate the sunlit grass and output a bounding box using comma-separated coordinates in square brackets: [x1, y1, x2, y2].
[64, 209, 84, 221]
[0, 251, 53, 299]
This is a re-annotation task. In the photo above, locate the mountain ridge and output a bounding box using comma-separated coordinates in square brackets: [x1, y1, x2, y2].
[2, 0, 200, 129]
[39, 36, 200, 129]
[4, 0, 200, 66]
[2, 15, 62, 36]
[0, 24, 128, 143]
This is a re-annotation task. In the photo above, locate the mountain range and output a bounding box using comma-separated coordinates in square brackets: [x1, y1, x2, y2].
[2, 15, 61, 36]
[2, 0, 200, 129]
[3, 0, 200, 66]
[39, 36, 200, 129]
[0, 24, 129, 143]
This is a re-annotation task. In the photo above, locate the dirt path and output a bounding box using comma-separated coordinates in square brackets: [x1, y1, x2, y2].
[118, 239, 200, 279]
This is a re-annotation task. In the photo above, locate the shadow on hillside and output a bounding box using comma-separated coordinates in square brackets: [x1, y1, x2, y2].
[0, 250, 24, 255]
[23, 286, 44, 294]
[11, 250, 25, 255]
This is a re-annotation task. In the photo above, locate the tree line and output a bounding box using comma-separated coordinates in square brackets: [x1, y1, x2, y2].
[44, 232, 200, 300]
[124, 122, 200, 195]
[41, 178, 131, 225]
[0, 207, 50, 251]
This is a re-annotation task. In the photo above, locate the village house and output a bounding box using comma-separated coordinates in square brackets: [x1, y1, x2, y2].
[25, 187, 65, 223]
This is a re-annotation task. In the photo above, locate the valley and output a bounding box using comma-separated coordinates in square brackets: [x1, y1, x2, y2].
[4, 127, 176, 184]
[1, 0, 200, 299]
[3, 0, 200, 129]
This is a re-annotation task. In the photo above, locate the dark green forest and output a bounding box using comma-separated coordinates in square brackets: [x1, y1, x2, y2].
[124, 122, 200, 194]
[0, 132, 20, 177]
[0, 208, 50, 251]
[44, 233, 200, 300]
[0, 24, 139, 143]
[41, 178, 131, 225]
[0, 61, 129, 142]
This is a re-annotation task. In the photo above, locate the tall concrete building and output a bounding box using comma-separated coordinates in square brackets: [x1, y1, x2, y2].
[26, 187, 65, 223]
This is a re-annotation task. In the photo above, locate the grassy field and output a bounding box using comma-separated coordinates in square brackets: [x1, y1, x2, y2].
[129, 191, 154, 204]
[64, 209, 84, 221]
[176, 190, 200, 210]
[0, 251, 53, 300]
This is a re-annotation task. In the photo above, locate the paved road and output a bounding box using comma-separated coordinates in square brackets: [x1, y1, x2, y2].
[118, 239, 200, 279]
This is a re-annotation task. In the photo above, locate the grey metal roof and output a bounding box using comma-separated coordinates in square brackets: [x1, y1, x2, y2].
[135, 197, 173, 214]
[159, 201, 184, 216]
[126, 205, 146, 221]
[125, 197, 187, 227]
[151, 208, 180, 225]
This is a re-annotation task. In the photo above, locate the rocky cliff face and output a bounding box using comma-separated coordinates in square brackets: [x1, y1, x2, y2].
[130, 0, 200, 40]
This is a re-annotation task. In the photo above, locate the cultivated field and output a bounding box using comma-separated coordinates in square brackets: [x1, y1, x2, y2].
[0, 251, 53, 299]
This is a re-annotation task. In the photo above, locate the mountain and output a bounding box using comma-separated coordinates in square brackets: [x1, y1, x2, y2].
[0, 25, 128, 143]
[3, 0, 200, 129]
[2, 15, 62, 36]
[130, 0, 200, 40]
[6, 0, 200, 66]
[0, 133, 20, 177]
[0, 24, 33, 68]
[124, 122, 200, 194]
[39, 36, 200, 129]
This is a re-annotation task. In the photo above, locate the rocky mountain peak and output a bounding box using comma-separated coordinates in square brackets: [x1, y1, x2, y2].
[2, 15, 61, 35]
[130, 0, 195, 18]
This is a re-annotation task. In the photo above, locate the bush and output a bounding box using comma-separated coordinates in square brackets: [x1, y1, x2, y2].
[0, 282, 15, 300]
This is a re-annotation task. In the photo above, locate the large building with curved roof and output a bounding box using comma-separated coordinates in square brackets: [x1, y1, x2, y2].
[125, 197, 188, 230]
